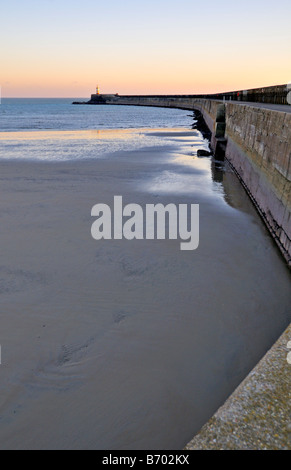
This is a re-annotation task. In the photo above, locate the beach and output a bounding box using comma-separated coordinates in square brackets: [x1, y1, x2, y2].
[0, 128, 290, 449]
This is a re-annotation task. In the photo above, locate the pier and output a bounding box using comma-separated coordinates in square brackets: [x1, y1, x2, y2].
[76, 84, 291, 267]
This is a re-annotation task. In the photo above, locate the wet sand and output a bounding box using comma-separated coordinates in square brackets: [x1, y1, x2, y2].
[0, 129, 290, 449]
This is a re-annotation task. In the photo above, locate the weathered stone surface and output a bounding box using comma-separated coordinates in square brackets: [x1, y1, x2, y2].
[185, 323, 291, 450]
[215, 122, 226, 138]
[224, 104, 291, 265]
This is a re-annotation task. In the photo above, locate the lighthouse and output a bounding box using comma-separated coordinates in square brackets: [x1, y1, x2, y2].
[96, 85, 100, 95]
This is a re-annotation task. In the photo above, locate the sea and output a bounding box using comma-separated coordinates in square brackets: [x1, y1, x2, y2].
[0, 98, 192, 132]
[0, 98, 196, 162]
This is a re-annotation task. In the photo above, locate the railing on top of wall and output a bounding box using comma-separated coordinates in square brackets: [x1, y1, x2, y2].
[113, 84, 288, 106]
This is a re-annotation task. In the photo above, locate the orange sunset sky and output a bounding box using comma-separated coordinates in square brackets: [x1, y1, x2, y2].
[1, 0, 291, 98]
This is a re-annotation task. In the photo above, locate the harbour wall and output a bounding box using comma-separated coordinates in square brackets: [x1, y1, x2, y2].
[86, 90, 291, 266]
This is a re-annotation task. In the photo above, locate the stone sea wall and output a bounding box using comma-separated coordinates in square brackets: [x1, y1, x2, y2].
[88, 94, 290, 265]
[223, 104, 291, 265]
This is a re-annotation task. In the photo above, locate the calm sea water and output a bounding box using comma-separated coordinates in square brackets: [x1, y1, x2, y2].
[0, 98, 192, 132]
[0, 99, 197, 162]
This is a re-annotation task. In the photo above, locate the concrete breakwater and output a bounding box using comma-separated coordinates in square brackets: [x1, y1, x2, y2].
[75, 86, 291, 266]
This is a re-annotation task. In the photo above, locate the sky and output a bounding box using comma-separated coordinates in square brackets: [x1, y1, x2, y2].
[1, 0, 291, 97]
